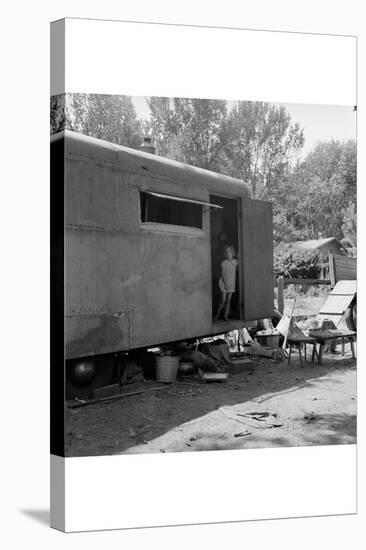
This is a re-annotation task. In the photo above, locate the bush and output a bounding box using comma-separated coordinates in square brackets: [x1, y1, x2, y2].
[274, 248, 323, 279]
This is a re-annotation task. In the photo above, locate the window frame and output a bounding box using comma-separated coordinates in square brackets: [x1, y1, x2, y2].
[139, 190, 222, 235]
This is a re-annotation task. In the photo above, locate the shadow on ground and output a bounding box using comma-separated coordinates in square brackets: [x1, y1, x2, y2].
[19, 509, 50, 527]
[183, 412, 356, 452]
[65, 354, 356, 456]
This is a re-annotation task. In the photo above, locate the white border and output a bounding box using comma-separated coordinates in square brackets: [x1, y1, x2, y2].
[2, 1, 365, 547]
[59, 445, 356, 532]
[57, 18, 356, 106]
[49, 18, 358, 532]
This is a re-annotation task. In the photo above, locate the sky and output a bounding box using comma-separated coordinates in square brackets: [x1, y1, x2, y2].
[131, 96, 356, 158]
[274, 102, 356, 156]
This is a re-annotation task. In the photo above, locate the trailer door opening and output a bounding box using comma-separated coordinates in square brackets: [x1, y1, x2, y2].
[210, 195, 241, 321]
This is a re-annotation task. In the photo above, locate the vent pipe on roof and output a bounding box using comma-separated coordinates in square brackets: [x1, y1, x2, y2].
[139, 136, 156, 155]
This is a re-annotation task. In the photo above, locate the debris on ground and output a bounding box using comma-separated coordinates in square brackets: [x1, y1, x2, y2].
[179, 339, 231, 373]
[199, 372, 228, 383]
[67, 384, 168, 409]
[218, 405, 282, 430]
[255, 330, 281, 350]
[241, 343, 287, 362]
[236, 411, 283, 429]
[304, 412, 317, 422]
[227, 357, 255, 374]
[238, 411, 277, 420]
[128, 427, 136, 438]
[65, 347, 356, 456]
[119, 359, 145, 385]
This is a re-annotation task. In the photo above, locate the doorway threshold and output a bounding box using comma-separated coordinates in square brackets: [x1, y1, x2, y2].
[212, 319, 256, 334]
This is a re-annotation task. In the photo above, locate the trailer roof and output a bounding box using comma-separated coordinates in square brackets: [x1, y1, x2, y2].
[52, 130, 251, 197]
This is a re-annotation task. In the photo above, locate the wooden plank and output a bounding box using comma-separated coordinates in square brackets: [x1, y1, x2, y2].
[329, 252, 335, 287]
[68, 385, 168, 408]
[201, 373, 228, 383]
[241, 199, 273, 320]
[212, 319, 256, 334]
[277, 276, 284, 314]
[330, 280, 357, 295]
[276, 299, 296, 349]
[317, 280, 356, 327]
[318, 294, 354, 315]
[276, 315, 290, 338]
[288, 322, 307, 339]
[283, 278, 331, 286]
[333, 255, 357, 282]
[309, 329, 356, 342]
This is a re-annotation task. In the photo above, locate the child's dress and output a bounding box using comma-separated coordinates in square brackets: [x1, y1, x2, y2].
[219, 258, 238, 293]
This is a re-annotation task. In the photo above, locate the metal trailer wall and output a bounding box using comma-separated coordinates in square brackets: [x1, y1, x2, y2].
[60, 131, 273, 360]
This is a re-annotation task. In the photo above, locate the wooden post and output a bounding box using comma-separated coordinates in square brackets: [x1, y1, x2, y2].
[329, 252, 335, 287]
[277, 276, 284, 314]
[282, 297, 296, 351]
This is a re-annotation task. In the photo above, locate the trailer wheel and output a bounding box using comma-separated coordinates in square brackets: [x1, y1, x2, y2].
[344, 299, 357, 332]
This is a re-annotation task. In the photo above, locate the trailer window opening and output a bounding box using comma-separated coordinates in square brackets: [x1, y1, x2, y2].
[140, 191, 203, 229]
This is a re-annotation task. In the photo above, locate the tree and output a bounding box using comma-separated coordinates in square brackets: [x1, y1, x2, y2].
[144, 97, 181, 157]
[146, 97, 228, 170]
[50, 94, 66, 134]
[281, 140, 357, 242]
[342, 202, 357, 248]
[272, 206, 309, 244]
[177, 98, 228, 170]
[50, 94, 356, 249]
[50, 93, 143, 149]
[223, 102, 304, 199]
[301, 140, 356, 204]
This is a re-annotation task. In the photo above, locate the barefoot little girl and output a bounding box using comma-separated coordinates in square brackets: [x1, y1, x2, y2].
[214, 245, 238, 321]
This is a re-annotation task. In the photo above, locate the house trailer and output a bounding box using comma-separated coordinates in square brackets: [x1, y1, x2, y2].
[51, 130, 274, 394]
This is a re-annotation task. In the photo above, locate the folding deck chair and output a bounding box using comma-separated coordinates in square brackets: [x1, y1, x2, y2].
[276, 314, 318, 367]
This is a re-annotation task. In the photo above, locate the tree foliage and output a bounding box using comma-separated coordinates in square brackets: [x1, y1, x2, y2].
[223, 102, 304, 199]
[278, 140, 357, 242]
[50, 93, 143, 148]
[50, 94, 66, 134]
[146, 97, 228, 170]
[50, 93, 356, 254]
[145, 98, 304, 197]
[341, 202, 357, 248]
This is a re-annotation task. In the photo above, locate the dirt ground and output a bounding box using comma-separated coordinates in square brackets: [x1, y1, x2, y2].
[284, 296, 327, 318]
[65, 343, 356, 457]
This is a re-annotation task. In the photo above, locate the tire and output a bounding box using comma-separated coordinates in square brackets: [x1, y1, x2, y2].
[344, 298, 357, 332]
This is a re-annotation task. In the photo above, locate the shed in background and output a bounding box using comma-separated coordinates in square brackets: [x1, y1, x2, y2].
[275, 237, 347, 257]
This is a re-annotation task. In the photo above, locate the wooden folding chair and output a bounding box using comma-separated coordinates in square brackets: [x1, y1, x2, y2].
[276, 300, 318, 366]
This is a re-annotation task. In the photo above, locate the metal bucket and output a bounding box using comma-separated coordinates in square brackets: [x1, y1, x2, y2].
[155, 355, 179, 383]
